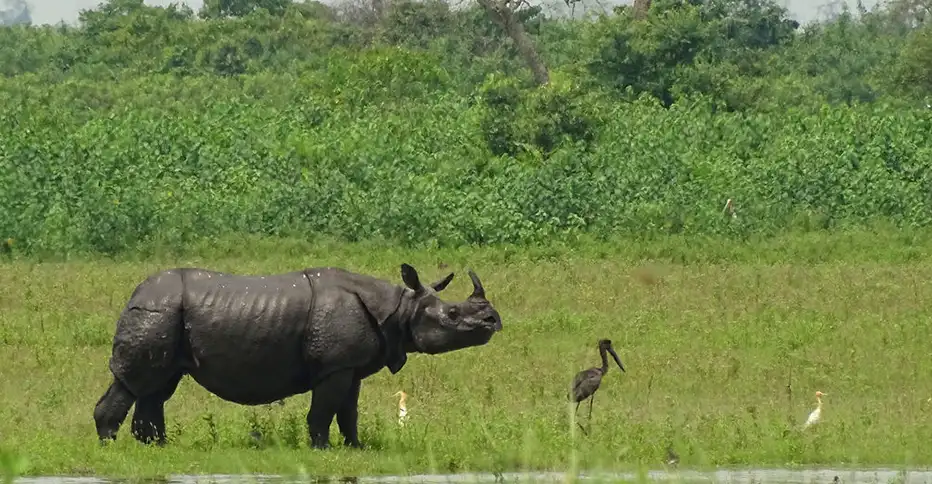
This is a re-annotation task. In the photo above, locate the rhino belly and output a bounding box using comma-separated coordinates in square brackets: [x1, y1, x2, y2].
[181, 270, 315, 405]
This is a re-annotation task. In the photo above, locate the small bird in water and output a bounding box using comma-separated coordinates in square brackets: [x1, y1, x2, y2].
[666, 444, 680, 467]
[394, 391, 408, 427]
[803, 390, 827, 430]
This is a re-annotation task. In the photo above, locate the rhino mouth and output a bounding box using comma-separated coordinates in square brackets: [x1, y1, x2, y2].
[462, 315, 501, 333]
[452, 321, 498, 333]
[482, 316, 502, 332]
[459, 316, 501, 332]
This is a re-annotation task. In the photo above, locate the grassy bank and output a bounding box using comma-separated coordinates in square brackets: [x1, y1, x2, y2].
[2, 230, 932, 478]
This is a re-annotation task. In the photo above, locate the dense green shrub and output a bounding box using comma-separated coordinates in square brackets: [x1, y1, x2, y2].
[1, 0, 931, 257]
[2, 80, 932, 255]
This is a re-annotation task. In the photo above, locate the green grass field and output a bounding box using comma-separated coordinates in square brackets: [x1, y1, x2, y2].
[2, 230, 932, 479]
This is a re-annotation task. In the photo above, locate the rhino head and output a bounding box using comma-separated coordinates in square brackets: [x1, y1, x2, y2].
[397, 263, 502, 356]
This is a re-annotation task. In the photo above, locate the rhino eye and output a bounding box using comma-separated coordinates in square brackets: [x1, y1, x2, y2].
[447, 307, 459, 319]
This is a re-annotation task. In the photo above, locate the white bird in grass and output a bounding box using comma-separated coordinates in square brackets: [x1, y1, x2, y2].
[722, 198, 737, 219]
[394, 391, 408, 427]
[803, 390, 827, 430]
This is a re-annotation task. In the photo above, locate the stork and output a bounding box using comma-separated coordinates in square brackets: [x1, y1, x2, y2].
[569, 339, 626, 430]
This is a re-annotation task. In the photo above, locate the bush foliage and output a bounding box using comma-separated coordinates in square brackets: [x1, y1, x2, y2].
[1, 0, 932, 256]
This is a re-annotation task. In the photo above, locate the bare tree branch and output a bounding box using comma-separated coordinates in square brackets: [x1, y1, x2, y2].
[475, 0, 550, 85]
[632, 0, 650, 19]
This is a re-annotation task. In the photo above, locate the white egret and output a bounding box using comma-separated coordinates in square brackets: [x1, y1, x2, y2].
[722, 198, 737, 219]
[803, 390, 827, 430]
[394, 391, 408, 427]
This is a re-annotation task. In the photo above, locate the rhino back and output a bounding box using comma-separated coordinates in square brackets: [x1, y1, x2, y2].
[181, 269, 315, 405]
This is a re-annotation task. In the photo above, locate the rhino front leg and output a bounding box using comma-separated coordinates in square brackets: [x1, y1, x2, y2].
[307, 368, 355, 449]
[336, 377, 362, 448]
[131, 373, 182, 446]
[94, 377, 136, 443]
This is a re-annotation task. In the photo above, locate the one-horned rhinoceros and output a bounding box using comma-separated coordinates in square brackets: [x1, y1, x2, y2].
[93, 262, 503, 449]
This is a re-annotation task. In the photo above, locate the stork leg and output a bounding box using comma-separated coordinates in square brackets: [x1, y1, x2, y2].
[588, 392, 595, 421]
[573, 400, 588, 435]
[584, 393, 596, 434]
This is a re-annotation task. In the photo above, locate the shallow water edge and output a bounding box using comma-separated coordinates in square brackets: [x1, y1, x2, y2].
[14, 468, 932, 484]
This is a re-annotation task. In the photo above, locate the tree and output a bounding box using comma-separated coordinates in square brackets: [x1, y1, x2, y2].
[884, 0, 932, 27]
[199, 0, 292, 18]
[475, 0, 550, 85]
[633, 0, 651, 19]
[0, 0, 32, 25]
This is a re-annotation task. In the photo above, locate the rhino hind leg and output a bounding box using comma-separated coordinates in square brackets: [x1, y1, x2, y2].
[336, 377, 362, 448]
[98, 271, 186, 445]
[131, 372, 183, 446]
[307, 368, 357, 449]
[94, 377, 136, 443]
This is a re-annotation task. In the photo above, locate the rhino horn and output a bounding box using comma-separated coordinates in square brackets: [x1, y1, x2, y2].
[467, 269, 485, 300]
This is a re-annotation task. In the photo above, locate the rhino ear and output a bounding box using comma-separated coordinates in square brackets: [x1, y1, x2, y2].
[430, 272, 455, 292]
[400, 263, 423, 292]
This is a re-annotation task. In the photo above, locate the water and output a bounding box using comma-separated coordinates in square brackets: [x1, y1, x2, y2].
[13, 469, 932, 484]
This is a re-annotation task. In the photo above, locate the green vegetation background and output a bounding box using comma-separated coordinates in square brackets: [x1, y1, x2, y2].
[2, 0, 932, 257]
[3, 0, 932, 478]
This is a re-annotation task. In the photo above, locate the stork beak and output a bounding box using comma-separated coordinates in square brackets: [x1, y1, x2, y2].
[609, 347, 626, 372]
